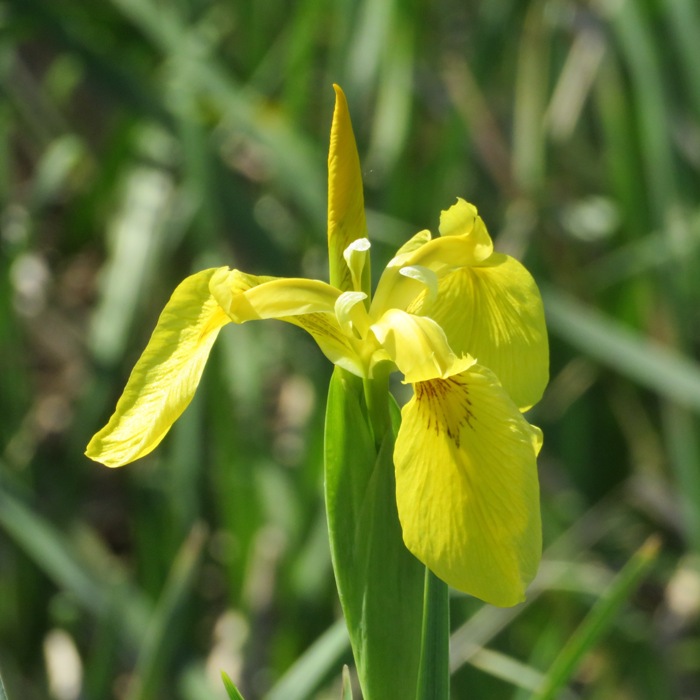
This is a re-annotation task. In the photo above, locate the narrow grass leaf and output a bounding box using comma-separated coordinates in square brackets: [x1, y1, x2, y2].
[266, 619, 350, 700]
[366, 12, 414, 177]
[665, 0, 700, 117]
[221, 672, 246, 700]
[543, 287, 700, 412]
[661, 403, 700, 554]
[512, 0, 549, 192]
[468, 648, 547, 695]
[534, 536, 660, 700]
[607, 0, 675, 222]
[88, 156, 175, 366]
[415, 569, 450, 700]
[126, 523, 207, 700]
[341, 665, 354, 700]
[0, 485, 150, 646]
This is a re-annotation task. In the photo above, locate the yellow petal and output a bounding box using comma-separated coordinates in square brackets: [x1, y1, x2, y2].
[408, 253, 548, 410]
[438, 198, 493, 262]
[370, 203, 493, 318]
[86, 268, 230, 467]
[328, 85, 367, 292]
[389, 228, 433, 265]
[394, 358, 542, 606]
[287, 312, 367, 377]
[208, 267, 271, 312]
[343, 237, 371, 293]
[335, 290, 370, 337]
[370, 309, 457, 383]
[211, 268, 367, 377]
[211, 272, 340, 322]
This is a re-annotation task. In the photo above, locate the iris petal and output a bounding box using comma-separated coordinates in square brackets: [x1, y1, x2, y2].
[438, 198, 493, 262]
[211, 268, 367, 377]
[212, 274, 340, 322]
[343, 238, 371, 294]
[370, 309, 456, 383]
[86, 268, 231, 467]
[371, 201, 494, 317]
[394, 358, 542, 606]
[409, 253, 548, 410]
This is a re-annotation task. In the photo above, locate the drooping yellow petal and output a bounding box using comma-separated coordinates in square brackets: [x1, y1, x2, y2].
[216, 276, 341, 323]
[408, 252, 548, 410]
[210, 268, 367, 377]
[208, 267, 273, 314]
[394, 357, 542, 606]
[370, 309, 456, 383]
[328, 85, 367, 292]
[86, 268, 231, 468]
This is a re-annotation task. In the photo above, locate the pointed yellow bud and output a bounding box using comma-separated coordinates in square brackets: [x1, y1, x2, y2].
[327, 85, 367, 292]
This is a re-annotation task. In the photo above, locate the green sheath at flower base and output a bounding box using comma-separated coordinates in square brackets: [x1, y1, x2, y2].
[324, 367, 424, 699]
[86, 85, 549, 608]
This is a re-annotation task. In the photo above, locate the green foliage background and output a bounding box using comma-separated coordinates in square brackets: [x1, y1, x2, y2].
[1, 0, 699, 697]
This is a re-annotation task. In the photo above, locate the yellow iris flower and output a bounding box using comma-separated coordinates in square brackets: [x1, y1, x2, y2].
[87, 86, 548, 607]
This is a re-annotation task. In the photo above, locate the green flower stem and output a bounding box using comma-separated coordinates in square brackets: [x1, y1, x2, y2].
[416, 568, 450, 700]
[363, 368, 391, 447]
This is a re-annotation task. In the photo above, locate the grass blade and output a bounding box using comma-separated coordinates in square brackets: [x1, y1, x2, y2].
[543, 287, 700, 412]
[126, 523, 207, 700]
[415, 569, 450, 700]
[341, 665, 354, 700]
[533, 536, 660, 700]
[221, 672, 246, 700]
[0, 484, 150, 646]
[266, 618, 350, 700]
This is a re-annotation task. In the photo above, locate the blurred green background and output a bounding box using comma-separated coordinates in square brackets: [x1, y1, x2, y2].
[2, 0, 700, 697]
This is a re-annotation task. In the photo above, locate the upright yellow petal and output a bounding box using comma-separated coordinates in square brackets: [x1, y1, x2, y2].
[370, 204, 494, 318]
[394, 358, 542, 606]
[86, 268, 230, 467]
[438, 198, 493, 262]
[328, 85, 367, 292]
[409, 252, 548, 410]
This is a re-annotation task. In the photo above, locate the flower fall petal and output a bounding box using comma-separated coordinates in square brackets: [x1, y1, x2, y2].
[86, 267, 230, 467]
[394, 359, 542, 606]
[219, 277, 341, 323]
[211, 270, 366, 376]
